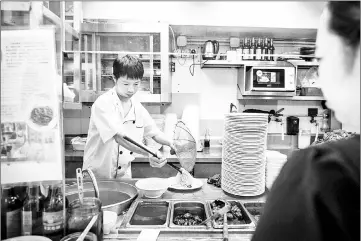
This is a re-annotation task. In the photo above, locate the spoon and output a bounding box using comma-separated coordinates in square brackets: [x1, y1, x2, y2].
[76, 214, 98, 241]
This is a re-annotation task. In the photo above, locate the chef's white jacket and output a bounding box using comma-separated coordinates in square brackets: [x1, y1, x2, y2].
[83, 88, 161, 179]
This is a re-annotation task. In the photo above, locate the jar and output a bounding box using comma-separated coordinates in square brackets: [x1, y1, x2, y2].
[66, 197, 103, 241]
[298, 129, 311, 149]
[60, 232, 97, 241]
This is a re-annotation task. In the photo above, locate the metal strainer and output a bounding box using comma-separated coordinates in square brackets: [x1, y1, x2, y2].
[171, 121, 197, 173]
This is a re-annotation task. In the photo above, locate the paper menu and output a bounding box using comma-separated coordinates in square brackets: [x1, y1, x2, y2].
[1, 28, 63, 184]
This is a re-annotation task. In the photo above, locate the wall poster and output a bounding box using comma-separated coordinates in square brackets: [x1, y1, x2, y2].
[1, 28, 63, 184]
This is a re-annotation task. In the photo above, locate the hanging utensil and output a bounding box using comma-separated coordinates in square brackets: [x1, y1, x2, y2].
[76, 168, 84, 205]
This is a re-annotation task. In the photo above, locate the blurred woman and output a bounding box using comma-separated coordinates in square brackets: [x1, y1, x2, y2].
[252, 2, 360, 241]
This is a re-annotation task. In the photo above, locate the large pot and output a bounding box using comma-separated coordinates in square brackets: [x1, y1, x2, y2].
[65, 170, 138, 215]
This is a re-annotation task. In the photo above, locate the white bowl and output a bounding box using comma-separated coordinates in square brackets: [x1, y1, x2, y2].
[103, 211, 117, 234]
[135, 178, 170, 198]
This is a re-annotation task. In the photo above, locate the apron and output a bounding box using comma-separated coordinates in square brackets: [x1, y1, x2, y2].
[113, 103, 144, 179]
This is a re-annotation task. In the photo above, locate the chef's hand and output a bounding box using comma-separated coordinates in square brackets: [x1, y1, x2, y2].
[168, 141, 177, 156]
[149, 150, 167, 168]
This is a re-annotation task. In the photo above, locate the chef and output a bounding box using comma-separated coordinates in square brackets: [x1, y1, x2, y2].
[83, 55, 174, 179]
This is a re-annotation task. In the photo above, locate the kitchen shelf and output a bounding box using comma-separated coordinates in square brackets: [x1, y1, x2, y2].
[201, 59, 318, 68]
[101, 57, 161, 62]
[238, 95, 325, 101]
[63, 102, 82, 110]
[79, 90, 171, 103]
[42, 6, 79, 40]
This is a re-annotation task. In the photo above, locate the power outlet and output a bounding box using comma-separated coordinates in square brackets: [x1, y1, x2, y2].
[308, 108, 318, 117]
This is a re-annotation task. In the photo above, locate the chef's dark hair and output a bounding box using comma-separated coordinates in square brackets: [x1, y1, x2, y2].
[328, 1, 360, 50]
[113, 55, 144, 80]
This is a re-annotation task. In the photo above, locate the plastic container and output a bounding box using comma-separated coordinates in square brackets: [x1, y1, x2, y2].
[102, 211, 117, 235]
[298, 129, 311, 149]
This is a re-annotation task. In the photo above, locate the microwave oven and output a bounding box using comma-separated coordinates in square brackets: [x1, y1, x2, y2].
[244, 65, 296, 94]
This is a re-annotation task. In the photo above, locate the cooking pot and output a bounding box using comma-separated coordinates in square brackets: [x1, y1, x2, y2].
[202, 40, 219, 60]
[65, 169, 138, 215]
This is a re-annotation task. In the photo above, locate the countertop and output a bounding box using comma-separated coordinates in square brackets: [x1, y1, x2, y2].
[65, 145, 223, 163]
[66, 178, 267, 241]
[65, 145, 295, 163]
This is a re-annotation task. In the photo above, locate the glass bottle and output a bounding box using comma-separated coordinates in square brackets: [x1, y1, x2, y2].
[264, 38, 269, 61]
[320, 112, 330, 133]
[67, 197, 103, 241]
[250, 37, 256, 60]
[43, 184, 65, 241]
[22, 183, 45, 235]
[256, 38, 262, 60]
[204, 129, 210, 150]
[1, 186, 22, 239]
[260, 38, 265, 60]
[244, 38, 251, 60]
[269, 38, 275, 61]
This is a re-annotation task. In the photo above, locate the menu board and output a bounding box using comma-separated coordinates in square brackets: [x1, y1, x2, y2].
[1, 28, 63, 184]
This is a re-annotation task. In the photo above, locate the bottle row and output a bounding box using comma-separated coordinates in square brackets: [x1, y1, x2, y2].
[1, 183, 66, 240]
[232, 37, 276, 61]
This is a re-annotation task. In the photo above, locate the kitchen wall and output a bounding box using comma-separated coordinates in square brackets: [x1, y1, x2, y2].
[81, 1, 325, 29]
[63, 1, 341, 145]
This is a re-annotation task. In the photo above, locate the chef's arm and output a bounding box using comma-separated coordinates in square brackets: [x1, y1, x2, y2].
[113, 133, 149, 156]
[152, 132, 174, 148]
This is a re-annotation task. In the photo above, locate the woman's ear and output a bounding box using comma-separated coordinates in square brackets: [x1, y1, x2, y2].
[113, 75, 117, 83]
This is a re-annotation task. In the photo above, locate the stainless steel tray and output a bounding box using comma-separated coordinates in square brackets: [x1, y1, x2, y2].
[206, 200, 255, 229]
[243, 201, 265, 224]
[169, 200, 211, 229]
[125, 200, 171, 228]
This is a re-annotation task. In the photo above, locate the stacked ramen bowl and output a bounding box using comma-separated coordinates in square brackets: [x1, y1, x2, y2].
[222, 113, 269, 196]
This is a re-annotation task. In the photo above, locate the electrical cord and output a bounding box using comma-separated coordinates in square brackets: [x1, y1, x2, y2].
[189, 58, 208, 76]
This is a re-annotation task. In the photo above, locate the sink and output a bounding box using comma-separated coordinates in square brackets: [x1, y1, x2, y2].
[125, 200, 170, 228]
[169, 201, 210, 229]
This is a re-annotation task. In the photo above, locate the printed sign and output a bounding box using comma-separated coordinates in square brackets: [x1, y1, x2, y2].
[1, 28, 63, 184]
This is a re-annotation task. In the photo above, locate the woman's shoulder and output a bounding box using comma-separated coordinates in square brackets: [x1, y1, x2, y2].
[286, 135, 360, 181]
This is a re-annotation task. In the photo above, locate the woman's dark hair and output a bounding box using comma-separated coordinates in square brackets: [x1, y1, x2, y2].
[328, 1, 360, 50]
[113, 55, 144, 80]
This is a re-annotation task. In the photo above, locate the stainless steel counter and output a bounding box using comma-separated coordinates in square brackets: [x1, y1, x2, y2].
[65, 178, 266, 241]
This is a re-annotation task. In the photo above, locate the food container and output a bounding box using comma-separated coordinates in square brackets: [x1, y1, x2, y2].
[169, 201, 210, 229]
[103, 211, 117, 234]
[126, 200, 170, 228]
[298, 129, 311, 149]
[206, 200, 255, 229]
[243, 202, 265, 224]
[226, 51, 236, 62]
[66, 197, 103, 241]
